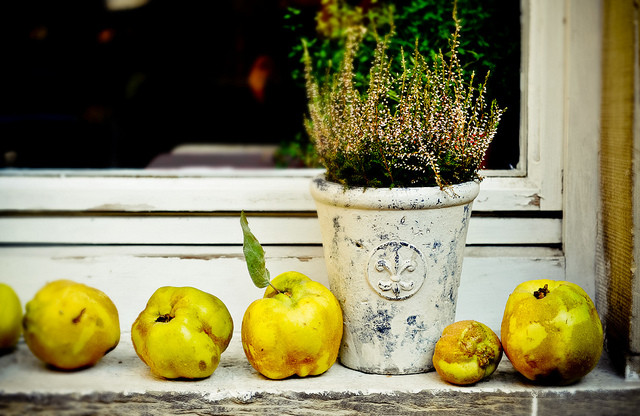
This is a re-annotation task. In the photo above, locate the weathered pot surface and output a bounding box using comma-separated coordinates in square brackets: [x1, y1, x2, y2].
[310, 175, 479, 374]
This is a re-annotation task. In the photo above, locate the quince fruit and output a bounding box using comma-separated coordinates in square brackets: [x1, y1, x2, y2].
[0, 283, 22, 351]
[433, 320, 503, 385]
[241, 271, 343, 379]
[239, 212, 343, 380]
[501, 279, 603, 384]
[23, 279, 120, 370]
[131, 286, 233, 379]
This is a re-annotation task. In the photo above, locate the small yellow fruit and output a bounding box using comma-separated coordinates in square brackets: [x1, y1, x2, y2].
[23, 279, 120, 370]
[241, 271, 343, 379]
[131, 286, 233, 379]
[433, 320, 503, 385]
[0, 283, 23, 350]
[501, 279, 603, 385]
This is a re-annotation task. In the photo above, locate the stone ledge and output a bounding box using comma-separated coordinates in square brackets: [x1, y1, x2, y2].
[1, 335, 639, 416]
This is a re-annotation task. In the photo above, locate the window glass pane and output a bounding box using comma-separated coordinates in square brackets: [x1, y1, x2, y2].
[0, 0, 520, 170]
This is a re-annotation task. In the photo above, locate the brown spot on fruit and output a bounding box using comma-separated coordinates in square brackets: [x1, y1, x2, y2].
[534, 284, 550, 299]
[155, 314, 173, 323]
[72, 308, 86, 324]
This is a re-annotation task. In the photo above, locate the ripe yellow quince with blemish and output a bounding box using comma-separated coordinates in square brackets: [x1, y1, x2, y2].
[433, 320, 502, 385]
[501, 279, 603, 385]
[241, 271, 343, 379]
[131, 286, 233, 379]
[0, 283, 23, 351]
[23, 279, 120, 370]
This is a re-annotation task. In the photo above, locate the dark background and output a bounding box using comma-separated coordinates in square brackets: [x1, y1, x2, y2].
[0, 0, 520, 169]
[0, 0, 307, 168]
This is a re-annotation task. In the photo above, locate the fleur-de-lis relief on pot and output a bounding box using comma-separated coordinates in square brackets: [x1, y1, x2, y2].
[376, 258, 416, 297]
[367, 241, 427, 301]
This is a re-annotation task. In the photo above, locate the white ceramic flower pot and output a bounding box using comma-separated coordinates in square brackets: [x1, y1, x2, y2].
[310, 175, 480, 374]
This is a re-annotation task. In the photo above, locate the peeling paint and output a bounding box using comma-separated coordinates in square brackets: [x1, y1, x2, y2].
[88, 203, 156, 212]
[129, 253, 319, 263]
[134, 254, 244, 261]
[527, 193, 542, 207]
[52, 256, 89, 261]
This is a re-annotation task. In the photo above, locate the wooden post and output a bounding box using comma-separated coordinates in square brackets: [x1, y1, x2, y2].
[598, 0, 639, 379]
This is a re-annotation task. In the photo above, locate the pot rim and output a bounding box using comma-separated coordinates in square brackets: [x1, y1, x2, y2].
[309, 174, 480, 210]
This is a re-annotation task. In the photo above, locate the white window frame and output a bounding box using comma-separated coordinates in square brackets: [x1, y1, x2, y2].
[478, 0, 565, 212]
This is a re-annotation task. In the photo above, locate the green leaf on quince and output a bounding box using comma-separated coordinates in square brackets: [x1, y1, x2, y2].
[240, 211, 273, 290]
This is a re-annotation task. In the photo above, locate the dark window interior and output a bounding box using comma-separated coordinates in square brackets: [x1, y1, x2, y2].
[0, 0, 520, 169]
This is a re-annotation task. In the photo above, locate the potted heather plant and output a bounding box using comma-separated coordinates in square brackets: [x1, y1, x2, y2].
[305, 6, 504, 375]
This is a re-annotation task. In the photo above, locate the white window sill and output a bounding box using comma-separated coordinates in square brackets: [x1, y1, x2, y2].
[0, 168, 559, 212]
[1, 335, 638, 415]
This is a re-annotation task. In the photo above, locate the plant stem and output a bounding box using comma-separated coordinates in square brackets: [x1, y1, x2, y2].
[269, 282, 282, 295]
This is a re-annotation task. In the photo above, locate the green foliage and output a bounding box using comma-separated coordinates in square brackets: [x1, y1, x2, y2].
[285, 0, 503, 90]
[274, 132, 322, 168]
[240, 211, 271, 289]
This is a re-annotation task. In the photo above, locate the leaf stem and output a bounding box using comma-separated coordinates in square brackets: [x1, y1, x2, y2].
[268, 282, 282, 295]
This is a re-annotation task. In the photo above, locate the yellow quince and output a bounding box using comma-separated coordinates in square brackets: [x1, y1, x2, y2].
[0, 283, 23, 351]
[501, 279, 603, 384]
[433, 320, 503, 385]
[23, 279, 120, 370]
[241, 271, 343, 379]
[131, 286, 233, 379]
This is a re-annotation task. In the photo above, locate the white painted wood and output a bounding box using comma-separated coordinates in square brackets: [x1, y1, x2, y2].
[468, 217, 561, 245]
[0, 216, 561, 245]
[562, 0, 602, 303]
[0, 173, 555, 213]
[0, 245, 563, 337]
[523, 0, 565, 211]
[0, 174, 321, 213]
